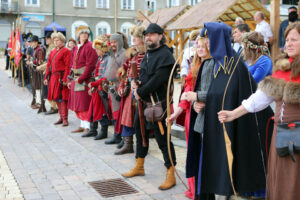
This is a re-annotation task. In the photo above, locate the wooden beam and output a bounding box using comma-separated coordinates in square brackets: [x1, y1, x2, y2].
[183, 35, 189, 46]
[270, 0, 280, 62]
[179, 30, 184, 65]
[247, 1, 270, 21]
[235, 4, 255, 21]
[167, 32, 180, 47]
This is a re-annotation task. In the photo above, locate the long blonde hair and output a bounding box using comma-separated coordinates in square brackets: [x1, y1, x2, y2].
[191, 37, 210, 85]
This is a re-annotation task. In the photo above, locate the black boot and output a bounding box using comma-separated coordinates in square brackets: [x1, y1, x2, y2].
[117, 139, 124, 149]
[105, 133, 122, 144]
[94, 125, 108, 140]
[37, 100, 47, 114]
[82, 122, 98, 137]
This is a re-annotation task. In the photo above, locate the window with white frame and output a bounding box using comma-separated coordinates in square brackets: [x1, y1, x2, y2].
[1, 0, 11, 10]
[73, 0, 87, 7]
[25, 0, 39, 7]
[121, 0, 134, 10]
[120, 22, 133, 45]
[167, 0, 179, 7]
[189, 0, 200, 6]
[146, 0, 156, 12]
[96, 21, 111, 36]
[71, 20, 88, 39]
[96, 0, 109, 8]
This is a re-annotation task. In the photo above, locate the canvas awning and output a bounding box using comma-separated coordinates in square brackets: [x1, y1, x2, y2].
[166, 0, 270, 31]
[44, 22, 66, 32]
[141, 5, 191, 28]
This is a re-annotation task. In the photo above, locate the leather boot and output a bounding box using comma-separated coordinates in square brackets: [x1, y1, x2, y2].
[31, 98, 36, 106]
[105, 133, 122, 144]
[122, 158, 145, 178]
[71, 127, 84, 133]
[61, 101, 69, 126]
[37, 100, 47, 113]
[114, 136, 134, 155]
[117, 139, 124, 149]
[94, 125, 108, 140]
[31, 103, 40, 109]
[158, 166, 176, 190]
[82, 122, 98, 137]
[54, 102, 63, 125]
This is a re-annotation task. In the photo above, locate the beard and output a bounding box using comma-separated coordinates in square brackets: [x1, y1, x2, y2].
[111, 46, 117, 52]
[146, 40, 159, 49]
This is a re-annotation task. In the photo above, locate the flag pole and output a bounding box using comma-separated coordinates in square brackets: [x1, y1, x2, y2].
[21, 59, 25, 90]
[13, 62, 16, 84]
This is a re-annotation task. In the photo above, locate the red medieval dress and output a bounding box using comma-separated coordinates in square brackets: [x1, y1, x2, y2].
[68, 41, 98, 121]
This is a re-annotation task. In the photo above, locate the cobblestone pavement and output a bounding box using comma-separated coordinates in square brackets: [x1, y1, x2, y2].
[0, 59, 189, 200]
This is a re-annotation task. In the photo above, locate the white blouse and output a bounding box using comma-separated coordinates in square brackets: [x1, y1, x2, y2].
[242, 89, 274, 113]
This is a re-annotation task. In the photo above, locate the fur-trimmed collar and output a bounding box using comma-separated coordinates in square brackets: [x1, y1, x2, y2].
[258, 76, 300, 103]
[274, 58, 290, 72]
[125, 46, 146, 59]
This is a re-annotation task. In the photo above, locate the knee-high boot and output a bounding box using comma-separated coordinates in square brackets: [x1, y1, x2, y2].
[54, 102, 63, 125]
[61, 101, 69, 126]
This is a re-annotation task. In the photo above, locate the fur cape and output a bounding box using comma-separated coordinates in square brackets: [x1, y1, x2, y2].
[125, 46, 146, 59]
[258, 57, 300, 104]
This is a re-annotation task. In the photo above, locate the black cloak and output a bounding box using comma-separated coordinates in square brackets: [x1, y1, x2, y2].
[186, 54, 274, 199]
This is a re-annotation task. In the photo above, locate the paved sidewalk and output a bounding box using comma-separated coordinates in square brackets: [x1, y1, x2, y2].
[0, 59, 189, 200]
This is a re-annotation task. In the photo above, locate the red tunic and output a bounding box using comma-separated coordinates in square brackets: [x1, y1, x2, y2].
[68, 41, 98, 112]
[45, 47, 72, 101]
[88, 55, 112, 122]
[120, 53, 144, 127]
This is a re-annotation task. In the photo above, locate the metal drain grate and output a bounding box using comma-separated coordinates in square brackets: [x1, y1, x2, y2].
[89, 178, 138, 198]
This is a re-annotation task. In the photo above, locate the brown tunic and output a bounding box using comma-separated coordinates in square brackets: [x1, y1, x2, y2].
[266, 102, 300, 200]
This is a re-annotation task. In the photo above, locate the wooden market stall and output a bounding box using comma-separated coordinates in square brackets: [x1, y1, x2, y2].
[165, 0, 271, 62]
[138, 5, 191, 48]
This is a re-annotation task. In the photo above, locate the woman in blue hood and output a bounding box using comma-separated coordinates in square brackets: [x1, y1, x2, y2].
[186, 22, 274, 200]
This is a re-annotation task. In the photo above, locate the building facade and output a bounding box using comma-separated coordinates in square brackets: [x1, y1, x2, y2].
[0, 0, 206, 47]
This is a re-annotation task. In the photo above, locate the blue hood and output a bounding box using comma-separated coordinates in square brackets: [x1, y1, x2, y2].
[204, 22, 233, 74]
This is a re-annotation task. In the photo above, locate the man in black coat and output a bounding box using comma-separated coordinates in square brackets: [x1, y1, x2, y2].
[5, 43, 10, 70]
[122, 23, 177, 190]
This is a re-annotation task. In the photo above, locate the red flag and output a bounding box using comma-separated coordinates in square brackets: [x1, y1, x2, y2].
[10, 30, 16, 59]
[8, 26, 14, 50]
[14, 28, 22, 66]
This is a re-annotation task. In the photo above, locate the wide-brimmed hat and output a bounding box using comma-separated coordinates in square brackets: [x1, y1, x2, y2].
[29, 35, 39, 42]
[45, 32, 52, 39]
